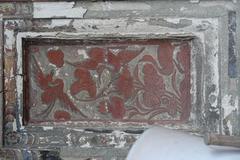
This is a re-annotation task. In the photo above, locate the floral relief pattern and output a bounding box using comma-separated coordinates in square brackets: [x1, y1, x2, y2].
[27, 40, 191, 123]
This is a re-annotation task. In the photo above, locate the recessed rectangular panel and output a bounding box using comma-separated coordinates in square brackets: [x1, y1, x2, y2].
[24, 39, 191, 124]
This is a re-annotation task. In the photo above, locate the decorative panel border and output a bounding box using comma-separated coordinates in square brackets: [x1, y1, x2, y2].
[1, 17, 219, 148]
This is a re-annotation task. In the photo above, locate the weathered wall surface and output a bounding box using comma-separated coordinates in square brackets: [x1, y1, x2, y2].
[0, 1, 240, 159]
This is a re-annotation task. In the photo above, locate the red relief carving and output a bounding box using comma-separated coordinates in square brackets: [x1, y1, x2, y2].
[70, 68, 97, 98]
[158, 42, 175, 75]
[47, 49, 64, 68]
[109, 96, 126, 119]
[26, 40, 191, 124]
[31, 55, 87, 118]
[177, 43, 191, 121]
[54, 110, 71, 121]
[142, 63, 165, 107]
[107, 49, 141, 72]
[70, 47, 105, 70]
[116, 66, 134, 99]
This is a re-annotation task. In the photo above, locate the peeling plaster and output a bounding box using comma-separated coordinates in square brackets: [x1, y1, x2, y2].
[81, 142, 91, 148]
[4, 28, 14, 50]
[33, 2, 87, 18]
[66, 133, 71, 146]
[87, 1, 151, 11]
[190, 0, 200, 3]
[199, 1, 235, 10]
[222, 94, 238, 135]
[112, 130, 131, 148]
[42, 19, 73, 29]
[207, 36, 219, 109]
[222, 95, 238, 118]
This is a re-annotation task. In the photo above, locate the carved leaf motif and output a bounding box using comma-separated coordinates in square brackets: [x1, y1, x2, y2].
[118, 50, 140, 64]
[32, 56, 84, 116]
[141, 55, 156, 63]
[41, 88, 57, 104]
[142, 63, 165, 107]
[41, 79, 63, 104]
[107, 51, 121, 71]
[88, 47, 105, 63]
[109, 96, 126, 119]
[157, 41, 174, 75]
[98, 97, 126, 119]
[59, 92, 83, 113]
[167, 100, 178, 116]
[177, 43, 190, 73]
[54, 110, 71, 121]
[98, 101, 108, 114]
[70, 68, 97, 98]
[80, 47, 105, 70]
[32, 56, 53, 90]
[143, 64, 165, 92]
[143, 92, 161, 108]
[68, 47, 105, 70]
[107, 49, 142, 71]
[36, 73, 53, 90]
[99, 68, 111, 89]
[116, 67, 133, 99]
[177, 43, 191, 120]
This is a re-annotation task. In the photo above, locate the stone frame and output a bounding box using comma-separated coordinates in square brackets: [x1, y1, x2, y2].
[1, 16, 218, 147]
[0, 1, 239, 159]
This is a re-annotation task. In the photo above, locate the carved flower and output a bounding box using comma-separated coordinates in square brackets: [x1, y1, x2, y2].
[70, 67, 96, 98]
[157, 41, 174, 75]
[79, 47, 105, 70]
[107, 49, 141, 71]
[69, 48, 105, 98]
[47, 49, 64, 68]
